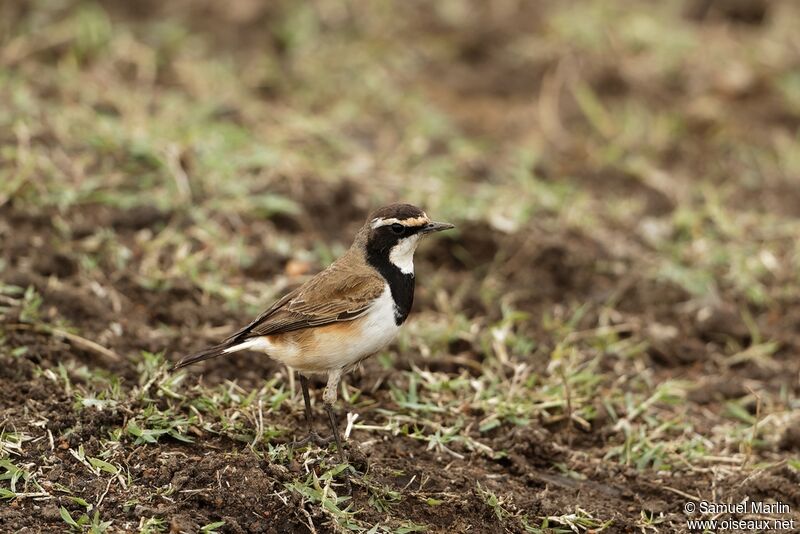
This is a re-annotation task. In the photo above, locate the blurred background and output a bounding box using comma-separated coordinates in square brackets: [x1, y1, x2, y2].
[2, 0, 800, 532]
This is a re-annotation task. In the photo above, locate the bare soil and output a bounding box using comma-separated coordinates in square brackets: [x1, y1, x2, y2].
[3, 1, 800, 532]
[3, 195, 799, 532]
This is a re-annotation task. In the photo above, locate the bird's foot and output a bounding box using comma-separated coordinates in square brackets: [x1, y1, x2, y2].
[290, 431, 334, 449]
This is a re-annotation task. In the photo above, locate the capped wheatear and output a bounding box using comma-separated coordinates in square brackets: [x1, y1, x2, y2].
[174, 203, 454, 459]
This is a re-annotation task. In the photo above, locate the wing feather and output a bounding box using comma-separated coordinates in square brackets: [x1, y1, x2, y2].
[225, 259, 386, 344]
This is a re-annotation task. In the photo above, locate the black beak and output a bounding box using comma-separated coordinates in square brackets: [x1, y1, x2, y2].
[421, 221, 455, 234]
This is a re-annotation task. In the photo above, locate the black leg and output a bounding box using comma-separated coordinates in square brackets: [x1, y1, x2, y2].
[325, 403, 346, 464]
[290, 374, 333, 448]
[299, 374, 314, 434]
[325, 403, 352, 493]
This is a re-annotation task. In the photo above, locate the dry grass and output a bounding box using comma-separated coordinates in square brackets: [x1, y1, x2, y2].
[2, 0, 800, 532]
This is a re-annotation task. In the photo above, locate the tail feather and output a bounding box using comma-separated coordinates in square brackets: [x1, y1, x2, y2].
[172, 342, 232, 370]
[172, 338, 264, 371]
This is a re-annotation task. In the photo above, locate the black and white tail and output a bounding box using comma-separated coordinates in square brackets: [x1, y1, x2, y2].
[172, 342, 231, 370]
[172, 338, 264, 370]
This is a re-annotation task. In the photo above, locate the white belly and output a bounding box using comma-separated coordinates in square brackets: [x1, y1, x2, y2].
[226, 284, 401, 374]
[316, 285, 400, 370]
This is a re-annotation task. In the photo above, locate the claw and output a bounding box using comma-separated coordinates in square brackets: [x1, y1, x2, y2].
[290, 431, 334, 449]
[293, 373, 349, 469]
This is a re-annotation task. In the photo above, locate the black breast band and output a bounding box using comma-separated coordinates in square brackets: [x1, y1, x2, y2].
[365, 252, 415, 325]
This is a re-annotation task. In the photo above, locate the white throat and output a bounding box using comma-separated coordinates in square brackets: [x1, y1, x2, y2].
[388, 235, 420, 274]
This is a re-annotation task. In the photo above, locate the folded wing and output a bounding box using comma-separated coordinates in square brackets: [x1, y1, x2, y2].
[173, 261, 385, 369]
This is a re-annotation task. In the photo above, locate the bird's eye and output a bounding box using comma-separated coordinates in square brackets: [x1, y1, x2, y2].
[390, 223, 405, 235]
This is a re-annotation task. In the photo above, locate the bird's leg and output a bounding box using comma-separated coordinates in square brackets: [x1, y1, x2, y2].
[300, 374, 314, 434]
[323, 369, 347, 464]
[290, 373, 332, 448]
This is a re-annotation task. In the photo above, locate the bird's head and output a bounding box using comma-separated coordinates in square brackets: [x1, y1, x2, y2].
[360, 203, 454, 274]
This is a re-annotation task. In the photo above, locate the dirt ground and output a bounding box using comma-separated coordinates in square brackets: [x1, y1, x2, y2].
[2, 0, 800, 532]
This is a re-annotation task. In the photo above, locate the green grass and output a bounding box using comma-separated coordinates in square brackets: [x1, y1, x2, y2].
[2, 0, 800, 531]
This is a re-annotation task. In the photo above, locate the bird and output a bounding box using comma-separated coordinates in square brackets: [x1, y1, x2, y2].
[173, 203, 454, 461]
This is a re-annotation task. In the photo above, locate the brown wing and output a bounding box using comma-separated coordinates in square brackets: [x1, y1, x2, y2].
[224, 259, 386, 344]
